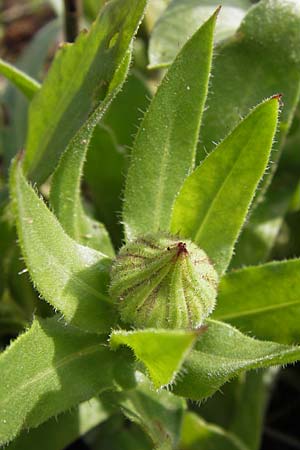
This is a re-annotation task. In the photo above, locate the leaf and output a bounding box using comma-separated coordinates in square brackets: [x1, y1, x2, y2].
[228, 371, 274, 450]
[110, 328, 198, 388]
[84, 71, 151, 247]
[149, 0, 251, 68]
[173, 320, 300, 401]
[0, 317, 124, 446]
[6, 398, 109, 450]
[230, 177, 296, 268]
[123, 11, 218, 241]
[179, 412, 247, 450]
[198, 0, 300, 170]
[0, 58, 40, 99]
[214, 259, 300, 344]
[10, 160, 116, 334]
[0, 20, 60, 174]
[23, 0, 147, 184]
[103, 373, 185, 450]
[49, 52, 132, 256]
[171, 97, 279, 276]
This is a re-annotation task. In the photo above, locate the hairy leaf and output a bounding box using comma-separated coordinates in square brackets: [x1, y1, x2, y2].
[173, 320, 300, 400]
[49, 52, 132, 256]
[149, 0, 251, 68]
[123, 11, 217, 241]
[6, 398, 109, 450]
[10, 161, 116, 333]
[110, 328, 198, 388]
[23, 0, 146, 183]
[0, 318, 121, 445]
[171, 97, 279, 276]
[214, 259, 300, 344]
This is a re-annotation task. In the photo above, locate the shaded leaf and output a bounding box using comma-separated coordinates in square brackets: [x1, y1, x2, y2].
[23, 0, 147, 184]
[110, 328, 198, 388]
[171, 97, 279, 276]
[10, 161, 116, 334]
[6, 398, 109, 450]
[84, 71, 151, 247]
[173, 320, 300, 400]
[214, 259, 300, 344]
[179, 412, 247, 450]
[198, 0, 300, 172]
[149, 0, 251, 68]
[103, 373, 185, 450]
[0, 317, 123, 445]
[123, 11, 217, 240]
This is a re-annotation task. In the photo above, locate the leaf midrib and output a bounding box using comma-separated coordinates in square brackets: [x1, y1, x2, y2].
[194, 126, 260, 245]
[215, 299, 300, 321]
[0, 343, 102, 410]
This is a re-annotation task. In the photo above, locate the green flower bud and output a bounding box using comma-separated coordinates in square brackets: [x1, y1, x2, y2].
[110, 233, 218, 329]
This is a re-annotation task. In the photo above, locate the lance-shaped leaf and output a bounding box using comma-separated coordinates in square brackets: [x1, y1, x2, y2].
[179, 412, 247, 450]
[0, 317, 123, 446]
[110, 328, 198, 388]
[123, 11, 218, 241]
[10, 161, 116, 333]
[149, 0, 251, 68]
[214, 259, 300, 344]
[23, 0, 147, 184]
[49, 52, 132, 256]
[102, 373, 185, 450]
[171, 97, 279, 276]
[0, 58, 40, 100]
[6, 398, 109, 450]
[173, 320, 300, 401]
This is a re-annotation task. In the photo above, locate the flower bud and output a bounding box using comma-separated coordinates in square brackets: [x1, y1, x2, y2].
[110, 233, 218, 329]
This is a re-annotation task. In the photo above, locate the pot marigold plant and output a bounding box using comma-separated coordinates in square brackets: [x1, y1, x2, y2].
[1, 0, 300, 449]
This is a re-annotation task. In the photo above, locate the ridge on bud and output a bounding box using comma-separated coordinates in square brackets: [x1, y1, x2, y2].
[109, 233, 218, 329]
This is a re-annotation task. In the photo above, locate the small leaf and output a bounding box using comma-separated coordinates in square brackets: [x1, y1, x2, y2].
[103, 373, 185, 450]
[0, 317, 120, 445]
[0, 58, 40, 99]
[149, 0, 251, 68]
[179, 412, 247, 450]
[110, 328, 198, 388]
[123, 11, 218, 241]
[49, 52, 132, 256]
[6, 398, 109, 450]
[173, 320, 300, 400]
[10, 161, 116, 333]
[23, 0, 147, 184]
[171, 97, 279, 276]
[214, 259, 300, 344]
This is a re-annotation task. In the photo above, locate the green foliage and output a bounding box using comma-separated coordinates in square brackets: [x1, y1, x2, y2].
[23, 0, 147, 184]
[149, 0, 251, 68]
[123, 11, 217, 240]
[171, 98, 279, 275]
[0, 317, 123, 445]
[1, 0, 300, 448]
